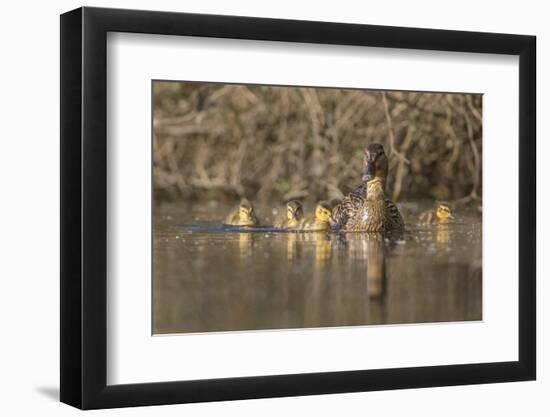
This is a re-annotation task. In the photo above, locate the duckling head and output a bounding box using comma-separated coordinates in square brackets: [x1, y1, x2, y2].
[315, 201, 333, 222]
[238, 199, 257, 223]
[286, 200, 304, 221]
[436, 203, 454, 221]
[362, 143, 388, 183]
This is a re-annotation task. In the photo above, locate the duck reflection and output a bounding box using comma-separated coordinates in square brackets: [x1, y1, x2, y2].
[285, 231, 332, 266]
[313, 233, 331, 266]
[286, 232, 299, 261]
[366, 235, 386, 299]
[306, 231, 332, 266]
[337, 232, 387, 299]
[238, 232, 254, 259]
[436, 224, 450, 244]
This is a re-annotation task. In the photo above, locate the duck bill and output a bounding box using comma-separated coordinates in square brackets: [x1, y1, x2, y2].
[362, 161, 375, 182]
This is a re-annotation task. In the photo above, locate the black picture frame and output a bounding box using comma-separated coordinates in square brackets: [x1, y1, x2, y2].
[60, 6, 536, 410]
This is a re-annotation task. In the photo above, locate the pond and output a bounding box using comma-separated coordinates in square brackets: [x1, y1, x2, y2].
[153, 201, 482, 334]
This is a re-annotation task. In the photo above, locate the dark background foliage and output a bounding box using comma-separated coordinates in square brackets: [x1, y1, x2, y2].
[153, 81, 482, 205]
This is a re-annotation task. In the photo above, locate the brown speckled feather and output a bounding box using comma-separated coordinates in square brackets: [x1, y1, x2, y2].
[343, 198, 404, 232]
[384, 199, 405, 231]
[331, 182, 368, 228]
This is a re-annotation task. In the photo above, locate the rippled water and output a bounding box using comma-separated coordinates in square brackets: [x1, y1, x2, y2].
[153, 201, 482, 334]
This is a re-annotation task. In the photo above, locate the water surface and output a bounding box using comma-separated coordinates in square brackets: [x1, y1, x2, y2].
[153, 201, 482, 334]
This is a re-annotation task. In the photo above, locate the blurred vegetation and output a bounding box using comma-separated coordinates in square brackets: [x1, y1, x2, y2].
[153, 82, 482, 204]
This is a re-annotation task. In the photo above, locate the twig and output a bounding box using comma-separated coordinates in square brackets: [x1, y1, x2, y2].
[466, 95, 482, 123]
[392, 124, 414, 201]
[381, 92, 410, 165]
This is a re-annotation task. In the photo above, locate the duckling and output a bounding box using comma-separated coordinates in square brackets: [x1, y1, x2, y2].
[298, 201, 333, 231]
[418, 203, 454, 225]
[274, 200, 304, 229]
[332, 143, 404, 233]
[224, 199, 259, 226]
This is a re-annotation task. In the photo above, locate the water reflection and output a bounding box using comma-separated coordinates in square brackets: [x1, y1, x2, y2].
[286, 231, 332, 266]
[436, 224, 450, 245]
[238, 232, 254, 259]
[287, 232, 299, 261]
[153, 202, 482, 334]
[335, 232, 387, 298]
[366, 235, 386, 299]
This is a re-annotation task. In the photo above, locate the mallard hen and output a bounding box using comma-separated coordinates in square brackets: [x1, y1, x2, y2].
[332, 143, 404, 233]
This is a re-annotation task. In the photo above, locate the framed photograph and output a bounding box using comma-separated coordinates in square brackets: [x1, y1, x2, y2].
[60, 6, 536, 409]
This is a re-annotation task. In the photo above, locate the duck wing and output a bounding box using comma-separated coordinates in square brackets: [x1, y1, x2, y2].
[384, 199, 405, 231]
[342, 199, 404, 232]
[332, 182, 368, 228]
